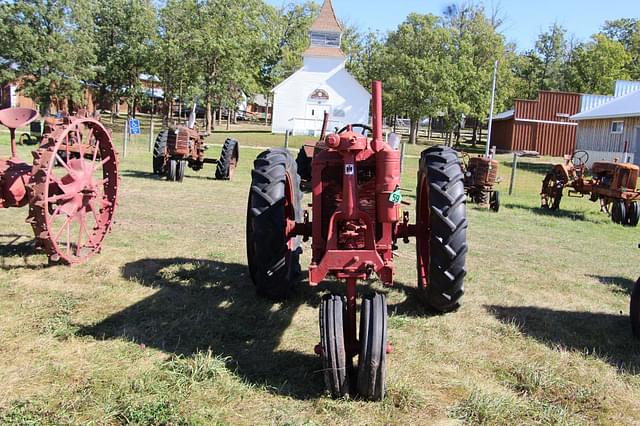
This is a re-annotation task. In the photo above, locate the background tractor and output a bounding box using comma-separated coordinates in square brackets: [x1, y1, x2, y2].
[0, 107, 119, 264]
[541, 150, 640, 226]
[461, 152, 501, 212]
[246, 81, 468, 400]
[152, 107, 239, 182]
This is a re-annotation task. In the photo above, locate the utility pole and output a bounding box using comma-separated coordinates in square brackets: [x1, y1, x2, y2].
[485, 60, 499, 158]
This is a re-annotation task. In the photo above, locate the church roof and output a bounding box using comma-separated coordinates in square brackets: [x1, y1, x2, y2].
[310, 0, 342, 33]
[304, 46, 345, 58]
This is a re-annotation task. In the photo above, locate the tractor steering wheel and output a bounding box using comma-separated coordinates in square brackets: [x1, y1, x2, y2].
[571, 150, 589, 169]
[338, 124, 372, 136]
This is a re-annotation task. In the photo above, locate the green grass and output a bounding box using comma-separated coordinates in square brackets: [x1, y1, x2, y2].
[0, 124, 639, 425]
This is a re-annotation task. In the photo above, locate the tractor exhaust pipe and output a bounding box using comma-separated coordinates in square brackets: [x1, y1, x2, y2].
[372, 81, 383, 151]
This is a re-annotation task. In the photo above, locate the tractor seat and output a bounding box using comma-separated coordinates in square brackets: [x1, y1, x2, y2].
[0, 107, 39, 130]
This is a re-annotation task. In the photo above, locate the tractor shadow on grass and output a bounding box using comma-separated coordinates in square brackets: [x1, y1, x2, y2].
[78, 257, 438, 399]
[120, 170, 159, 181]
[504, 202, 597, 223]
[79, 257, 323, 399]
[589, 275, 638, 296]
[0, 234, 46, 270]
[486, 305, 640, 372]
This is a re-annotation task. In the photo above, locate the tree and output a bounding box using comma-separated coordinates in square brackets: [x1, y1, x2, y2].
[602, 18, 640, 79]
[0, 0, 96, 114]
[534, 23, 568, 91]
[94, 0, 157, 118]
[385, 13, 454, 144]
[156, 0, 202, 123]
[564, 34, 630, 95]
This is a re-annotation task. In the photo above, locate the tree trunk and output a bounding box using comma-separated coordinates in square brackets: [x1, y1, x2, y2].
[472, 122, 478, 147]
[428, 118, 432, 140]
[479, 126, 483, 147]
[206, 96, 212, 134]
[264, 93, 269, 126]
[392, 115, 397, 133]
[226, 108, 231, 131]
[233, 109, 237, 124]
[409, 118, 418, 144]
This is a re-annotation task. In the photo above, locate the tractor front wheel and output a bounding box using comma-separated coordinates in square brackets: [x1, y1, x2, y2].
[490, 191, 500, 212]
[215, 138, 239, 180]
[357, 293, 387, 401]
[611, 200, 626, 224]
[416, 146, 468, 312]
[246, 149, 303, 300]
[624, 201, 639, 227]
[167, 159, 178, 181]
[631, 278, 640, 338]
[319, 294, 350, 398]
[176, 159, 186, 182]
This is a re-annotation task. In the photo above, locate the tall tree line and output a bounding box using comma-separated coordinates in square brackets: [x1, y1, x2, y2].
[0, 1, 638, 138]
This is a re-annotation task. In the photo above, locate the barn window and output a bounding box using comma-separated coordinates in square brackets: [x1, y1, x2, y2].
[611, 121, 624, 134]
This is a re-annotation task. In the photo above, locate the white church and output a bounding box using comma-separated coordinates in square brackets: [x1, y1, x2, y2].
[271, 0, 371, 136]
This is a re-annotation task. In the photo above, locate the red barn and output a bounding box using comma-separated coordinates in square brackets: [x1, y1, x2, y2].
[491, 91, 581, 157]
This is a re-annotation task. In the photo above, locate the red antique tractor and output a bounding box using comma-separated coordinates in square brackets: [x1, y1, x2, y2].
[0, 107, 119, 264]
[541, 150, 640, 226]
[246, 81, 468, 400]
[461, 153, 501, 212]
[152, 109, 238, 182]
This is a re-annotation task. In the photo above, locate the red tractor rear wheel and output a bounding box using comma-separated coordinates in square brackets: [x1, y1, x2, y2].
[541, 172, 563, 210]
[246, 149, 303, 300]
[27, 117, 119, 264]
[152, 130, 168, 175]
[416, 146, 468, 312]
[631, 278, 640, 338]
[215, 138, 239, 180]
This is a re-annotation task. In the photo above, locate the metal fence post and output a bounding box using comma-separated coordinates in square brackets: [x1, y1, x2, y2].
[123, 116, 129, 158]
[509, 153, 518, 195]
[148, 118, 155, 152]
[284, 130, 290, 149]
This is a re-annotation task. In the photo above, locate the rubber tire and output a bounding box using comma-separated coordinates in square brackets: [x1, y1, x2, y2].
[624, 202, 639, 227]
[631, 278, 640, 338]
[167, 159, 178, 181]
[295, 146, 312, 182]
[357, 293, 387, 401]
[215, 138, 239, 180]
[475, 190, 488, 205]
[153, 130, 168, 175]
[416, 146, 468, 312]
[490, 191, 500, 212]
[320, 294, 350, 398]
[246, 148, 303, 300]
[611, 200, 626, 224]
[176, 159, 186, 182]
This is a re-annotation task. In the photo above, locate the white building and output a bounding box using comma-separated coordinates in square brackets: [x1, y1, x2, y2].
[572, 81, 640, 166]
[271, 0, 370, 136]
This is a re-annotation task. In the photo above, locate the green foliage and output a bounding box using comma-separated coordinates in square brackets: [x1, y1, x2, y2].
[94, 0, 157, 114]
[564, 34, 631, 94]
[0, 0, 96, 113]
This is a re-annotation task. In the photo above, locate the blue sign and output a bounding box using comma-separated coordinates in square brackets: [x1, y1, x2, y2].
[129, 118, 141, 135]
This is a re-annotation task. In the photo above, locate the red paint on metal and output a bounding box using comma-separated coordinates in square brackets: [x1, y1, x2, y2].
[492, 91, 580, 156]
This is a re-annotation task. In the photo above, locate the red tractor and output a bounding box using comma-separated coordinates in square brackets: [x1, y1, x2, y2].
[152, 109, 238, 182]
[541, 150, 640, 226]
[461, 153, 501, 212]
[0, 107, 119, 264]
[246, 82, 468, 400]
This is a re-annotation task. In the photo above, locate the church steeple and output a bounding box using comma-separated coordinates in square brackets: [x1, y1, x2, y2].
[305, 0, 345, 58]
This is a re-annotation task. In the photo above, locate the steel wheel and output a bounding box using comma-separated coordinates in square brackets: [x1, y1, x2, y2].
[27, 117, 119, 264]
[541, 172, 562, 210]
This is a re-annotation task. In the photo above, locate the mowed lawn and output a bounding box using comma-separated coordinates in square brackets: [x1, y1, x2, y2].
[0, 125, 639, 425]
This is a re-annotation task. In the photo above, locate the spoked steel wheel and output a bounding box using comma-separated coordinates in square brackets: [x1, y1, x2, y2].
[357, 293, 387, 401]
[319, 294, 350, 398]
[28, 117, 119, 264]
[541, 172, 563, 210]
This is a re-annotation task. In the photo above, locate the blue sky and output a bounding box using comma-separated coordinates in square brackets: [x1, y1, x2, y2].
[264, 0, 639, 51]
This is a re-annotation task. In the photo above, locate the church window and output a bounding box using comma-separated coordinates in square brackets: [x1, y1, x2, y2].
[310, 32, 341, 48]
